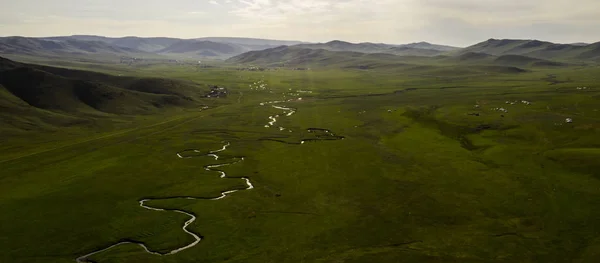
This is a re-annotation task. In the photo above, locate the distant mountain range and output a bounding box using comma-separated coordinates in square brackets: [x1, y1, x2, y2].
[458, 39, 600, 61]
[228, 39, 599, 70]
[226, 45, 460, 68]
[229, 38, 599, 67]
[1, 35, 598, 66]
[400, 42, 459, 52]
[0, 37, 146, 56]
[0, 35, 309, 59]
[0, 35, 460, 60]
[292, 40, 458, 57]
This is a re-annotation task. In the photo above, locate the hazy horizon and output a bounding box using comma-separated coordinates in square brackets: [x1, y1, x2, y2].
[1, 0, 599, 47]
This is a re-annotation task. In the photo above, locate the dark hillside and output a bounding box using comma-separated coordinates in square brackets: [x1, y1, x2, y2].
[492, 54, 567, 67]
[455, 52, 494, 62]
[157, 40, 243, 56]
[460, 39, 600, 61]
[293, 40, 446, 56]
[577, 42, 600, 59]
[32, 64, 202, 99]
[0, 56, 205, 131]
[0, 37, 146, 56]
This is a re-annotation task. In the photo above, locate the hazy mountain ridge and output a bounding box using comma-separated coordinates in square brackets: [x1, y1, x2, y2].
[1, 35, 461, 60]
[194, 37, 306, 46]
[397, 41, 459, 51]
[292, 40, 457, 57]
[39, 35, 307, 57]
[228, 44, 574, 70]
[0, 36, 147, 56]
[0, 35, 305, 59]
[156, 40, 244, 56]
[460, 39, 600, 60]
[2, 35, 598, 62]
[227, 46, 386, 66]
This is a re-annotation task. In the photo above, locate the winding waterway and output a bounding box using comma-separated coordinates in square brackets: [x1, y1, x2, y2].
[76, 100, 342, 262]
[262, 102, 297, 130]
[76, 142, 252, 263]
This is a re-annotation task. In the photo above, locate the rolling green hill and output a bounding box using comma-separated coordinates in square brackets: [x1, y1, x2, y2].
[293, 40, 449, 56]
[227, 46, 535, 74]
[494, 54, 546, 65]
[3, 43, 600, 263]
[41, 35, 307, 58]
[579, 42, 600, 59]
[228, 42, 581, 73]
[195, 37, 306, 49]
[45, 36, 186, 53]
[109, 37, 181, 52]
[156, 40, 245, 58]
[10, 35, 596, 63]
[0, 56, 207, 132]
[294, 40, 390, 53]
[387, 46, 444, 56]
[449, 52, 495, 63]
[1, 36, 251, 60]
[401, 41, 460, 51]
[493, 54, 569, 67]
[439, 52, 570, 68]
[0, 56, 19, 70]
[227, 46, 401, 67]
[458, 39, 554, 56]
[460, 39, 600, 61]
[0, 37, 147, 57]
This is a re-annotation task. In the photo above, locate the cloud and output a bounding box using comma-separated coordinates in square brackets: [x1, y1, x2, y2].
[408, 0, 600, 45]
[0, 0, 599, 45]
[417, 0, 600, 26]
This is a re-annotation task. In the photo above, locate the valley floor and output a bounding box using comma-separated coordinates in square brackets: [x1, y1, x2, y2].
[2, 61, 600, 263]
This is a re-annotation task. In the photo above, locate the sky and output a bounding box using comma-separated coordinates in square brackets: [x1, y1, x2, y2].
[1, 0, 599, 47]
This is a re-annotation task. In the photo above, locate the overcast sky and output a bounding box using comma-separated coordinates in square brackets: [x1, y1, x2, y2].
[1, 0, 599, 46]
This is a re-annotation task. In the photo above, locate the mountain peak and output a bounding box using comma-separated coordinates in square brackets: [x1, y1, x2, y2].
[326, 40, 351, 45]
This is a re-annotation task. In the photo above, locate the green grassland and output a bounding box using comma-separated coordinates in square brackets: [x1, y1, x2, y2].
[1, 55, 600, 263]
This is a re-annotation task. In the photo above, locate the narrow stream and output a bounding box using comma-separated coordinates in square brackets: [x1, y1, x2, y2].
[76, 100, 340, 262]
[76, 142, 252, 263]
[262, 102, 297, 130]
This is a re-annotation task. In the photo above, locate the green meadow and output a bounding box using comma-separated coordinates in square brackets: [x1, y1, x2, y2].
[2, 57, 600, 263]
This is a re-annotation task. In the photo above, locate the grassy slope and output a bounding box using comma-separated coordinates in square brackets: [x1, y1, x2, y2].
[293, 41, 445, 56]
[1, 58, 600, 263]
[0, 56, 208, 115]
[0, 36, 169, 63]
[0, 57, 224, 162]
[459, 39, 600, 62]
[226, 46, 581, 74]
